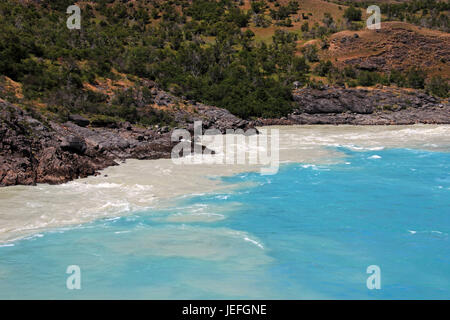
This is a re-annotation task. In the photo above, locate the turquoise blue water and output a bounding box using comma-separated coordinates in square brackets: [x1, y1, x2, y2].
[0, 148, 449, 299]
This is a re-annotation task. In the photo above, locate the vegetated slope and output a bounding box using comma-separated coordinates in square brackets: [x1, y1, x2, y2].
[322, 21, 450, 78]
[0, 0, 313, 120]
[0, 79, 254, 186]
[241, 0, 353, 41]
[0, 0, 449, 187]
[330, 0, 450, 32]
[0, 0, 448, 123]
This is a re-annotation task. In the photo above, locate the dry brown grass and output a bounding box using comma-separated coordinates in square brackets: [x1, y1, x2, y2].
[0, 76, 24, 99]
[240, 0, 372, 47]
[321, 21, 450, 78]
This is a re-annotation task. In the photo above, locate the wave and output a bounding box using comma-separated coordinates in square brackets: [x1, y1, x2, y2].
[1, 124, 448, 243]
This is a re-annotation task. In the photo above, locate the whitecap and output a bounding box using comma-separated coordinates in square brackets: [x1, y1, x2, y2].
[215, 195, 229, 200]
[1, 124, 449, 243]
[244, 237, 264, 249]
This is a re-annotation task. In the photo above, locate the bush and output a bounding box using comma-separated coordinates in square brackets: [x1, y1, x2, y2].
[357, 71, 381, 86]
[343, 66, 357, 79]
[426, 76, 449, 98]
[302, 45, 319, 62]
[344, 6, 362, 22]
[301, 22, 309, 32]
[389, 69, 407, 87]
[251, 1, 266, 14]
[314, 60, 333, 76]
[406, 67, 426, 89]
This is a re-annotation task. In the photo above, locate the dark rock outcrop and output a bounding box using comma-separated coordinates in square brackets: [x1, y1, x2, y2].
[68, 114, 90, 127]
[0, 101, 116, 186]
[60, 136, 87, 154]
[254, 86, 449, 126]
[2, 82, 448, 187]
[0, 96, 256, 187]
[286, 87, 449, 125]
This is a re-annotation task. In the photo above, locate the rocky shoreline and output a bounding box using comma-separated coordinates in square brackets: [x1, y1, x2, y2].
[1, 86, 449, 187]
[0, 98, 253, 186]
[255, 86, 450, 126]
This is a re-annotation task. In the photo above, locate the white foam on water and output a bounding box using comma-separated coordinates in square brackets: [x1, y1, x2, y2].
[215, 195, 229, 200]
[407, 230, 447, 237]
[244, 236, 265, 249]
[0, 125, 449, 243]
[164, 212, 225, 223]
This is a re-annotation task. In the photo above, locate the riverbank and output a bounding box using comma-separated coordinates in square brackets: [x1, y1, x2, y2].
[1, 124, 449, 243]
[1, 85, 449, 187]
[0, 99, 253, 186]
[256, 86, 450, 126]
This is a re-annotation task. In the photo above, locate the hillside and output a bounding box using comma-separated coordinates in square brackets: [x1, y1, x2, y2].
[0, 0, 449, 186]
[322, 21, 450, 78]
[331, 0, 449, 33]
[242, 0, 356, 42]
[0, 84, 253, 186]
[1, 0, 448, 122]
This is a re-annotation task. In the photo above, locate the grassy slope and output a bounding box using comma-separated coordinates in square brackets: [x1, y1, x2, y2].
[1, 0, 448, 122]
[25, 0, 450, 79]
[241, 0, 354, 42]
[238, 0, 448, 78]
[321, 21, 450, 77]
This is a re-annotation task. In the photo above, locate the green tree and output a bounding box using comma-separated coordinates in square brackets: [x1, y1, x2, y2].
[344, 6, 362, 22]
[406, 67, 426, 89]
[302, 45, 319, 62]
[426, 76, 449, 98]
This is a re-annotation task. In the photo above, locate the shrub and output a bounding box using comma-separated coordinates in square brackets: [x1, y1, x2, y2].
[344, 6, 362, 22]
[357, 71, 380, 86]
[302, 45, 319, 62]
[406, 67, 426, 89]
[301, 22, 309, 32]
[314, 60, 333, 76]
[426, 76, 449, 98]
[389, 69, 407, 87]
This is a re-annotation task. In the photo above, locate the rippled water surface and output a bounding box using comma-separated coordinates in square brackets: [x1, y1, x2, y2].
[0, 125, 449, 299]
